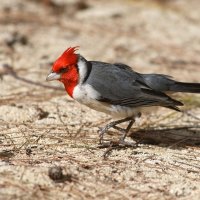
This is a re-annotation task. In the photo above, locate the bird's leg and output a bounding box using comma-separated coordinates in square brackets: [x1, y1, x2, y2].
[118, 119, 135, 140]
[117, 113, 142, 146]
[98, 117, 133, 144]
[118, 119, 135, 146]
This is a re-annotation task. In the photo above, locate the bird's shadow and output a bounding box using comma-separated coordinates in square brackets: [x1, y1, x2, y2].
[130, 126, 200, 148]
[100, 125, 200, 158]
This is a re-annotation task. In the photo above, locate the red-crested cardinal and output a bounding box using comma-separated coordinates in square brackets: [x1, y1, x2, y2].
[46, 47, 200, 146]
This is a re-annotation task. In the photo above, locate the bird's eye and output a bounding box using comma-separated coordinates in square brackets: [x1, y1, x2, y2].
[59, 67, 68, 73]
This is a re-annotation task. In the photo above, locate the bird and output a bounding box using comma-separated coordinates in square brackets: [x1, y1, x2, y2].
[46, 46, 200, 146]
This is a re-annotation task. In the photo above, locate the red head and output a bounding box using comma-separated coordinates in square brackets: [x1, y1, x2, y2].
[46, 46, 79, 97]
[52, 46, 79, 73]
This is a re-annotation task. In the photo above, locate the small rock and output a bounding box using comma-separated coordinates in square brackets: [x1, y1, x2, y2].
[48, 166, 64, 181]
[26, 148, 32, 156]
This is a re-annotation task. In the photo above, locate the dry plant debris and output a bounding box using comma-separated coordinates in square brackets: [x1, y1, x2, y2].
[0, 0, 200, 199]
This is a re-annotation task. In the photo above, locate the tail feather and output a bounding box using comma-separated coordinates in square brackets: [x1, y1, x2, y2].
[164, 97, 183, 112]
[165, 105, 181, 112]
[170, 82, 200, 93]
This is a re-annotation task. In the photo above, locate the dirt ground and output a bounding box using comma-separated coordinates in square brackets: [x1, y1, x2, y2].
[0, 0, 200, 199]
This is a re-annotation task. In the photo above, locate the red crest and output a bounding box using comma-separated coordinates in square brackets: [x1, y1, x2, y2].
[52, 46, 79, 72]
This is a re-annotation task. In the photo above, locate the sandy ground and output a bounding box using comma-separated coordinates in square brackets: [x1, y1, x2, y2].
[0, 0, 200, 199]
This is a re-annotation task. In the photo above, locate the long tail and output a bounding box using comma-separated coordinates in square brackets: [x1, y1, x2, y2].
[169, 82, 200, 93]
[142, 74, 200, 94]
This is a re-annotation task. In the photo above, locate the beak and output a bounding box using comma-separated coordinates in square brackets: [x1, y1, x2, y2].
[46, 72, 61, 81]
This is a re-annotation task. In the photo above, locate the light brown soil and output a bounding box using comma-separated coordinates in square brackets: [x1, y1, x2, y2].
[0, 0, 200, 199]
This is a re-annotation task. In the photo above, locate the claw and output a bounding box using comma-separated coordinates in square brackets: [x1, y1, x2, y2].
[98, 126, 110, 144]
[97, 117, 135, 145]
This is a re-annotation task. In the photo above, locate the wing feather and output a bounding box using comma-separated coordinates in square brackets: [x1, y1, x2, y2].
[86, 61, 183, 111]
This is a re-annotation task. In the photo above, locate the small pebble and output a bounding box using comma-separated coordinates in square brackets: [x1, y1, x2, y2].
[48, 166, 64, 181]
[26, 148, 32, 156]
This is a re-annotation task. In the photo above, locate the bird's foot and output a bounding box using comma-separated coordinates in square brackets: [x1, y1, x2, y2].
[118, 138, 137, 147]
[97, 127, 104, 144]
[98, 117, 135, 145]
[98, 139, 137, 149]
[98, 126, 110, 144]
[98, 139, 137, 159]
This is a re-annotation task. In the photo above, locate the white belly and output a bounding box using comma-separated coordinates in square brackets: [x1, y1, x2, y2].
[72, 84, 140, 119]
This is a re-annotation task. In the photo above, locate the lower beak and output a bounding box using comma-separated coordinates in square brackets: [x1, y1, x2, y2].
[46, 72, 61, 81]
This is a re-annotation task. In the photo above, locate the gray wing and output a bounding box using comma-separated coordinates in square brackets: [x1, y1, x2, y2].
[114, 63, 176, 92]
[86, 61, 183, 111]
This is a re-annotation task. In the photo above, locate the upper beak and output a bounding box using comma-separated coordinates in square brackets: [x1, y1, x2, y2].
[46, 72, 61, 81]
